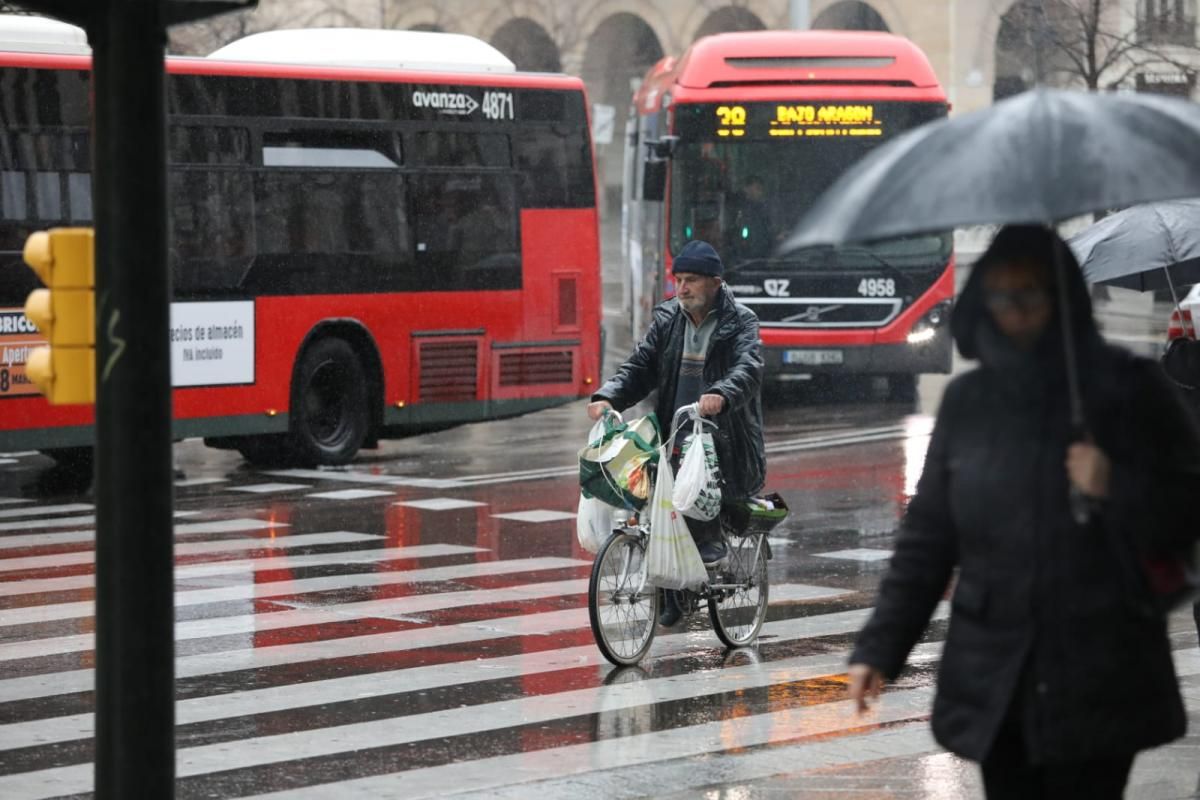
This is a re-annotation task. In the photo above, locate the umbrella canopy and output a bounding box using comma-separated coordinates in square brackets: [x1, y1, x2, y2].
[781, 88, 1200, 251]
[1067, 199, 1200, 292]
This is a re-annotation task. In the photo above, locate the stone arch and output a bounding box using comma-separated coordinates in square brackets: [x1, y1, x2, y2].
[811, 1, 891, 31]
[392, 4, 452, 33]
[581, 12, 665, 217]
[692, 7, 768, 41]
[578, 1, 676, 57]
[993, 0, 1084, 100]
[490, 17, 562, 72]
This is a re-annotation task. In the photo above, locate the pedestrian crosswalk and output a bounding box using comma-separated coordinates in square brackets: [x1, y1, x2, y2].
[0, 467, 1196, 799]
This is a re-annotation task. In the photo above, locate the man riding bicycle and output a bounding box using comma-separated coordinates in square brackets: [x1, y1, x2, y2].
[587, 240, 766, 627]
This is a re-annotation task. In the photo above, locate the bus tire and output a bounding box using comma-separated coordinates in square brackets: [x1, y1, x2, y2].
[288, 337, 368, 466]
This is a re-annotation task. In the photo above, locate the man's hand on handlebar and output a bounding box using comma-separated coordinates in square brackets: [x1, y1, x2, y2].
[587, 400, 614, 421]
[698, 393, 726, 417]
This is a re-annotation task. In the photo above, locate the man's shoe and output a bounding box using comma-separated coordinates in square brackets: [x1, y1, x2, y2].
[658, 591, 682, 627]
[698, 539, 728, 566]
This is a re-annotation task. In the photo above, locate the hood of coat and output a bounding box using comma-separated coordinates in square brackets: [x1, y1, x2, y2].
[952, 224, 1102, 369]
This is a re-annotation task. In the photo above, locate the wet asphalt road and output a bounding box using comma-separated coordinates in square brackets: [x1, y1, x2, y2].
[1, 258, 1199, 797]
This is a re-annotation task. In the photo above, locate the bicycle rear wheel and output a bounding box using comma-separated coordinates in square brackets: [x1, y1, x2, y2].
[589, 531, 658, 666]
[708, 534, 769, 648]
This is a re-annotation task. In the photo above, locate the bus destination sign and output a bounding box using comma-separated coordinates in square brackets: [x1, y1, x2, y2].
[713, 104, 884, 138]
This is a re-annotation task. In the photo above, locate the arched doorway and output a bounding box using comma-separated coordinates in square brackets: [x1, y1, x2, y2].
[581, 13, 664, 218]
[812, 1, 890, 31]
[694, 7, 767, 40]
[490, 17, 561, 73]
[993, 0, 1081, 100]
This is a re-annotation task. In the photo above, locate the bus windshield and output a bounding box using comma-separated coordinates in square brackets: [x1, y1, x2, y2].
[668, 101, 950, 271]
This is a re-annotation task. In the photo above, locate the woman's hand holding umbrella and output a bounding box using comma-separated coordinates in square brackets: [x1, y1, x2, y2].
[1066, 441, 1111, 500]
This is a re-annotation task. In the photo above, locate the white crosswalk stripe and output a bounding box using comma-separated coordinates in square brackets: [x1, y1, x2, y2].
[1, 486, 1193, 800]
[0, 530, 383, 574]
[0, 555, 586, 624]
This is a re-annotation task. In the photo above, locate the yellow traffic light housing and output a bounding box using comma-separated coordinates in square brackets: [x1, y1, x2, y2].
[23, 227, 95, 404]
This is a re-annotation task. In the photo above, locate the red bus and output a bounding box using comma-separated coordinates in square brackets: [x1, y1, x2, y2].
[0, 21, 601, 466]
[622, 30, 952, 400]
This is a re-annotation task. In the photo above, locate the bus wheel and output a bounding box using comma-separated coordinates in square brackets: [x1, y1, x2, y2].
[289, 338, 368, 466]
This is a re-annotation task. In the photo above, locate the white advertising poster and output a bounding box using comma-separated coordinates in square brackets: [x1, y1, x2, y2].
[592, 103, 615, 145]
[169, 301, 255, 388]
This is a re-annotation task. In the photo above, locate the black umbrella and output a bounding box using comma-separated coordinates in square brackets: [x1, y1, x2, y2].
[781, 87, 1200, 523]
[1067, 199, 1200, 293]
[782, 88, 1200, 250]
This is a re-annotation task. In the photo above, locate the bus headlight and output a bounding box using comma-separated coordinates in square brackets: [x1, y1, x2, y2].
[907, 327, 937, 345]
[907, 300, 952, 345]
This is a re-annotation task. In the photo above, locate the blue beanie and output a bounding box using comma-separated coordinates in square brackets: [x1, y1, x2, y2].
[672, 240, 723, 278]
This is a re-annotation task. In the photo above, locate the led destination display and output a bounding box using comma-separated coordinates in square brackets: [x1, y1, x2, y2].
[674, 101, 948, 141]
[713, 103, 883, 138]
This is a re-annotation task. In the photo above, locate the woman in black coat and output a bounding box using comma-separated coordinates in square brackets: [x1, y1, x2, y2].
[848, 225, 1200, 798]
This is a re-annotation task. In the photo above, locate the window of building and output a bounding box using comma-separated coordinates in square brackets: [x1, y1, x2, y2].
[1139, 0, 1197, 45]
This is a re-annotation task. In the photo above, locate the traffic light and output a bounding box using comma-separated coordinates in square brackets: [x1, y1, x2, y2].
[23, 227, 95, 404]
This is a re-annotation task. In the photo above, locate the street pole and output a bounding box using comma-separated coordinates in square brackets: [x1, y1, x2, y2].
[88, 1, 175, 796]
[790, 0, 811, 29]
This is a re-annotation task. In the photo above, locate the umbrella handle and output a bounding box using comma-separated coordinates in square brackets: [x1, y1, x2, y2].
[1069, 484, 1092, 525]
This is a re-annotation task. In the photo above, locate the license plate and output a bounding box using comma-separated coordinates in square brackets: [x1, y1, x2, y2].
[783, 349, 843, 366]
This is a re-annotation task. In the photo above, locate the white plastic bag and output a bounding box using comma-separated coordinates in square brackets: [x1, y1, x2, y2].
[576, 492, 615, 554]
[672, 419, 722, 521]
[646, 447, 708, 590]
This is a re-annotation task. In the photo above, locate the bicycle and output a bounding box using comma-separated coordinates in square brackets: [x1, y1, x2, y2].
[586, 405, 789, 666]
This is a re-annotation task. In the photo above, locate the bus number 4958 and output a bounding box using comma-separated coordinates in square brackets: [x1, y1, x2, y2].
[858, 278, 896, 297]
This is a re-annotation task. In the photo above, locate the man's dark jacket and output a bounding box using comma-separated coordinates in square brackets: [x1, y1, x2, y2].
[593, 284, 766, 500]
[851, 226, 1200, 764]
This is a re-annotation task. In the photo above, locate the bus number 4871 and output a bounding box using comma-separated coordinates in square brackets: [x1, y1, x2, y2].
[483, 91, 514, 120]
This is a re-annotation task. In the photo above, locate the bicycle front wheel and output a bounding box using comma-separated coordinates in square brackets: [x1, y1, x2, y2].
[589, 531, 658, 666]
[708, 534, 769, 648]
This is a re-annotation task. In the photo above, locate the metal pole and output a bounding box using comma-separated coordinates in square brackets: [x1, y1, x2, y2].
[790, 0, 811, 28]
[88, 0, 175, 796]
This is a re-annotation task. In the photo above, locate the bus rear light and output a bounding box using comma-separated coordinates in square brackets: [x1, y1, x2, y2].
[266, 409, 278, 417]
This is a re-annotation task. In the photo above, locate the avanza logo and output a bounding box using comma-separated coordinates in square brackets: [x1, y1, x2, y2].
[412, 90, 480, 116]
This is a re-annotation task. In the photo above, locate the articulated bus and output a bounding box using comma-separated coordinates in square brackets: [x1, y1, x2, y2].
[622, 31, 952, 400]
[0, 19, 601, 466]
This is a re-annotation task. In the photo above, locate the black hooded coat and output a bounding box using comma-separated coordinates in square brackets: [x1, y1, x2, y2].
[850, 226, 1200, 763]
[593, 283, 766, 500]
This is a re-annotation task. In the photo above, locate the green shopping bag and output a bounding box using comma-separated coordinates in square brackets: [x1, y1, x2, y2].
[578, 412, 660, 509]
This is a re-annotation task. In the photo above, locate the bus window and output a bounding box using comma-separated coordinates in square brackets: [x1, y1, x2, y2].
[261, 130, 400, 169]
[409, 131, 509, 167]
[169, 126, 250, 165]
[169, 170, 254, 294]
[513, 126, 594, 208]
[247, 168, 408, 294]
[33, 171, 61, 220]
[411, 173, 519, 291]
[1, 171, 26, 220]
[67, 172, 90, 222]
